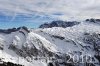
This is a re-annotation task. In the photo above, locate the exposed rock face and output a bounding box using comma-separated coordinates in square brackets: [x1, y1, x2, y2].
[0, 61, 23, 66]
[83, 33, 100, 62]
[39, 20, 80, 28]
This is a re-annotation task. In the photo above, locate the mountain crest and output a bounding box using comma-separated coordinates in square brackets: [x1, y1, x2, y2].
[39, 20, 80, 28]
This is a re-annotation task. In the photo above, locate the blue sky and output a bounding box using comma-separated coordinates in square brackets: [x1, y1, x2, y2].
[0, 0, 100, 29]
[0, 13, 54, 29]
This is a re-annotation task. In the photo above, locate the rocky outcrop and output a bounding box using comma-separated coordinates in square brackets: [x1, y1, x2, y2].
[83, 32, 100, 64]
[0, 61, 23, 66]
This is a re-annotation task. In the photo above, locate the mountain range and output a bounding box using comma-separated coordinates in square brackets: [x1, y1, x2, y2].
[0, 19, 100, 66]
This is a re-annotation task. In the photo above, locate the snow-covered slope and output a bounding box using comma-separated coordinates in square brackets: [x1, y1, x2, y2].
[34, 22, 100, 66]
[0, 21, 100, 66]
[0, 27, 57, 66]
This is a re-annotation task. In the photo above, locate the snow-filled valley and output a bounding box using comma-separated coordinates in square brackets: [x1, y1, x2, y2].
[0, 20, 100, 66]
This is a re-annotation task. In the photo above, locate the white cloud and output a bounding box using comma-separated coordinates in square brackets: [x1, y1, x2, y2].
[0, 0, 100, 21]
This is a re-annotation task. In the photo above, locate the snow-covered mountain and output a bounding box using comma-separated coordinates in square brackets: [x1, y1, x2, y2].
[0, 19, 100, 66]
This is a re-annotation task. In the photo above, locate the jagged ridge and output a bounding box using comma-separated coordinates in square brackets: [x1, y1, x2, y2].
[39, 20, 80, 28]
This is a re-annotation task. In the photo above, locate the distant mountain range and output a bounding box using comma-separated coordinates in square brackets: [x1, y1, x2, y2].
[39, 20, 80, 28]
[39, 19, 100, 28]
